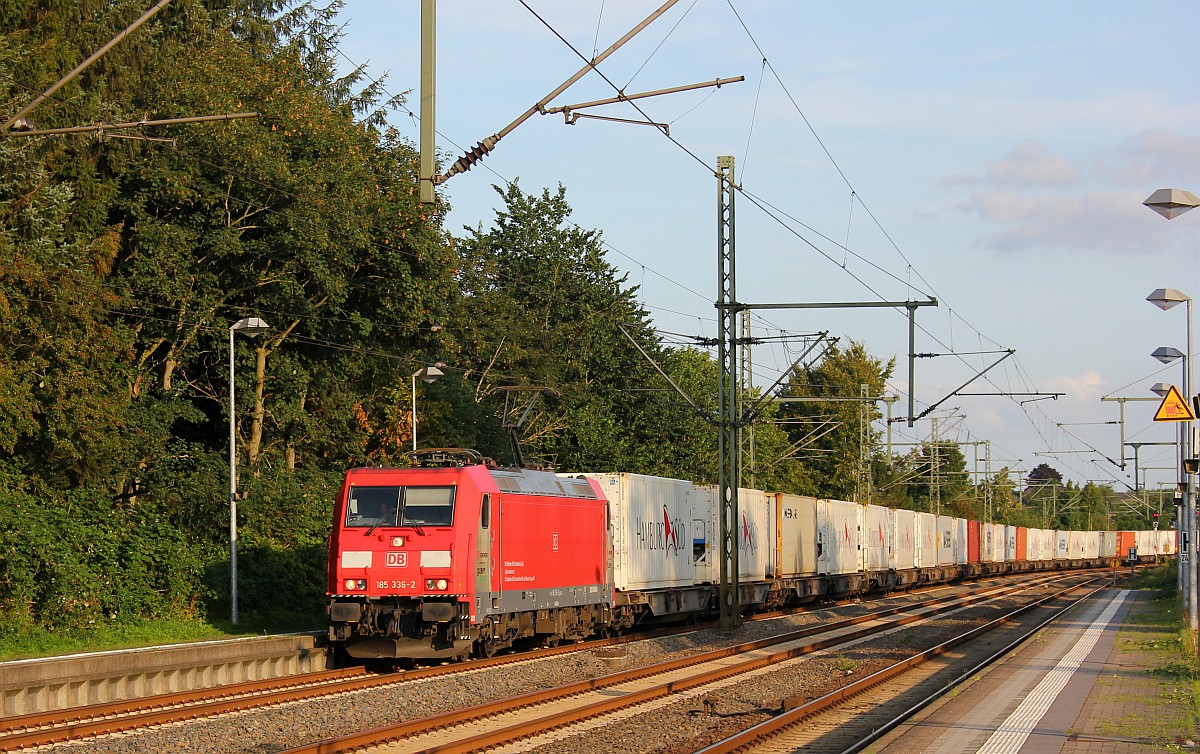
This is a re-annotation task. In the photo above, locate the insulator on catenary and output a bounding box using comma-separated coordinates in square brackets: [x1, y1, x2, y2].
[443, 135, 498, 180]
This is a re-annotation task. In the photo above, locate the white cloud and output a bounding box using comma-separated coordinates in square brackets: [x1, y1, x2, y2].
[1092, 130, 1200, 186]
[944, 129, 1200, 254]
[985, 140, 1082, 187]
[1043, 370, 1109, 405]
[967, 190, 1155, 253]
[941, 129, 1200, 193]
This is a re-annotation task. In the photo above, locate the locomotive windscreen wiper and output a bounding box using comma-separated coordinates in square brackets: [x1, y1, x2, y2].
[363, 487, 402, 535]
[395, 492, 428, 535]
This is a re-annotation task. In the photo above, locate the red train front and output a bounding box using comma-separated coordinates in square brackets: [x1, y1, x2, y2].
[326, 450, 612, 660]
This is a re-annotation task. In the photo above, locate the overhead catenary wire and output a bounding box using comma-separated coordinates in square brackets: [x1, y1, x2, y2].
[708, 4, 1092, 466]
[317, 3, 1131, 482]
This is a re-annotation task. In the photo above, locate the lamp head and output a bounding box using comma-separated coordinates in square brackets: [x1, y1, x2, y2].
[1152, 346, 1186, 364]
[415, 365, 444, 383]
[231, 316, 271, 337]
[1150, 382, 1172, 397]
[1147, 288, 1190, 312]
[1143, 188, 1200, 220]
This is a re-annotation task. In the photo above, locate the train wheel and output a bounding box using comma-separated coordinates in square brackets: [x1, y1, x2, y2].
[476, 637, 498, 658]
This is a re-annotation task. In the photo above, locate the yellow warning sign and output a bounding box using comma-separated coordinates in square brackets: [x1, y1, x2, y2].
[1154, 385, 1196, 422]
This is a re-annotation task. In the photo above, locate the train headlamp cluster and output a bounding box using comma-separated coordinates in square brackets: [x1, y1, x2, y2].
[425, 578, 449, 591]
[391, 536, 405, 547]
[343, 578, 367, 591]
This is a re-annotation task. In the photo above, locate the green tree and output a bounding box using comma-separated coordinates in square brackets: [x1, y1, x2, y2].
[451, 182, 665, 471]
[0, 0, 459, 626]
[1027, 462, 1064, 486]
[0, 135, 145, 488]
[778, 340, 895, 500]
[892, 441, 973, 515]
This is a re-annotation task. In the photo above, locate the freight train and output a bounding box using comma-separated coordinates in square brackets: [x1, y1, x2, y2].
[325, 448, 1173, 661]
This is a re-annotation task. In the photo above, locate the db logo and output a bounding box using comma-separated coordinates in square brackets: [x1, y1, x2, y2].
[385, 552, 408, 567]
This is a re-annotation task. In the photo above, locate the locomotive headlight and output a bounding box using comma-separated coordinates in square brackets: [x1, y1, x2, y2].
[391, 536, 405, 547]
[344, 578, 356, 590]
[425, 579, 449, 590]
[343, 579, 367, 591]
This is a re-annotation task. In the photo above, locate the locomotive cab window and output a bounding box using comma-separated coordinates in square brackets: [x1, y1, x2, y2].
[345, 486, 455, 528]
[402, 486, 455, 526]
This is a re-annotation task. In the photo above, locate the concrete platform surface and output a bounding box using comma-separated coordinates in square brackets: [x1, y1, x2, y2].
[0, 633, 326, 717]
[870, 588, 1196, 753]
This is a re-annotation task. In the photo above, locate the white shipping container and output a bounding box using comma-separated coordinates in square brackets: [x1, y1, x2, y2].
[1067, 530, 1086, 560]
[1026, 528, 1041, 561]
[582, 473, 695, 591]
[982, 523, 1001, 563]
[916, 512, 938, 568]
[737, 488, 773, 583]
[1005, 526, 1017, 562]
[1100, 531, 1117, 559]
[865, 504, 893, 571]
[776, 493, 818, 577]
[1041, 529, 1057, 561]
[689, 486, 774, 585]
[1083, 531, 1100, 559]
[1157, 530, 1177, 555]
[1056, 531, 1069, 560]
[955, 518, 969, 565]
[936, 515, 957, 566]
[1136, 530, 1155, 556]
[1075, 530, 1094, 559]
[893, 509, 917, 570]
[1036, 528, 1054, 561]
[818, 498, 863, 575]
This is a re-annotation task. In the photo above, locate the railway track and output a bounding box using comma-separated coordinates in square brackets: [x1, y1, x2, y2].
[0, 572, 1104, 753]
[0, 635, 623, 753]
[0, 666, 377, 752]
[278, 573, 1098, 754]
[694, 578, 1109, 753]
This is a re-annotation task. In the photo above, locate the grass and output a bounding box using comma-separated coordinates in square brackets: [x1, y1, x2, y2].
[833, 654, 859, 674]
[0, 611, 324, 662]
[1104, 562, 1200, 747]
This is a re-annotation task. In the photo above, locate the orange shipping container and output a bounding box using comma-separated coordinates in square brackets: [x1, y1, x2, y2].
[1116, 531, 1138, 559]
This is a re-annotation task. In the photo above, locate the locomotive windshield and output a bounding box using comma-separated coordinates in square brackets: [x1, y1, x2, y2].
[345, 486, 455, 528]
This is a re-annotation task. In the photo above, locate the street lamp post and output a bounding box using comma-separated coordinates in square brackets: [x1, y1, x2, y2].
[1144, 187, 1198, 649]
[1147, 289, 1195, 641]
[228, 316, 271, 625]
[1152, 352, 1192, 628]
[411, 364, 444, 451]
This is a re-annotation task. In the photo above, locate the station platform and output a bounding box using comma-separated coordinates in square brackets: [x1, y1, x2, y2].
[871, 587, 1196, 753]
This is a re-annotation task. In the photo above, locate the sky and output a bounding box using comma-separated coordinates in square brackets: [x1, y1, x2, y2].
[333, 1, 1200, 491]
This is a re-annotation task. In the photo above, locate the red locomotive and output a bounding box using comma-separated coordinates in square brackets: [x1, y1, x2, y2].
[326, 449, 612, 660]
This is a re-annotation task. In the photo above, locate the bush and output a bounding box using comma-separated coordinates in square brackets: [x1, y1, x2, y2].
[205, 467, 340, 621]
[0, 470, 205, 633]
[0, 458, 340, 638]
